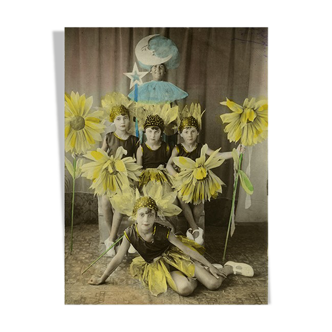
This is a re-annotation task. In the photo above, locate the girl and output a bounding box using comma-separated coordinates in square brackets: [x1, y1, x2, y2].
[135, 104, 178, 195]
[166, 104, 243, 245]
[100, 94, 139, 256]
[88, 195, 254, 297]
[136, 114, 172, 193]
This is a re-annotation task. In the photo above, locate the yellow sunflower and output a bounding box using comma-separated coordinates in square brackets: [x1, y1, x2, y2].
[80, 146, 142, 196]
[172, 144, 225, 204]
[220, 98, 268, 146]
[65, 91, 105, 154]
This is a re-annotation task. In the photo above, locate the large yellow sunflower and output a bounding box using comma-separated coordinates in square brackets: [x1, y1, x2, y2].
[172, 144, 225, 204]
[220, 98, 268, 146]
[65, 91, 105, 153]
[80, 146, 142, 196]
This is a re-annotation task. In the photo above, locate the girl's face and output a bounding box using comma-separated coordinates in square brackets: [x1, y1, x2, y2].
[180, 126, 199, 144]
[136, 207, 156, 230]
[114, 115, 130, 131]
[145, 127, 162, 143]
[151, 64, 166, 81]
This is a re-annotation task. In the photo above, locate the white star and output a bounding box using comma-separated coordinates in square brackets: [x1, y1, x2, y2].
[124, 62, 149, 89]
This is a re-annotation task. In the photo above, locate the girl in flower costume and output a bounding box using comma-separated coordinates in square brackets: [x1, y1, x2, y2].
[89, 185, 254, 297]
[135, 103, 178, 195]
[166, 103, 243, 245]
[83, 92, 141, 256]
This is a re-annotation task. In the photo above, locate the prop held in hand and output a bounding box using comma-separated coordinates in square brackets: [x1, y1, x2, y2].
[82, 235, 124, 275]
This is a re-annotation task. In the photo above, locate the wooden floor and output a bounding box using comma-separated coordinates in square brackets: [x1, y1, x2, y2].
[65, 222, 268, 304]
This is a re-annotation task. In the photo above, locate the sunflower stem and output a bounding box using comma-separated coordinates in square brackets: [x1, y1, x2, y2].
[222, 152, 243, 262]
[70, 157, 76, 253]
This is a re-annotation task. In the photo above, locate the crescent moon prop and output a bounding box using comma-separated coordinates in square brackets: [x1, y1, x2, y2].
[135, 34, 173, 66]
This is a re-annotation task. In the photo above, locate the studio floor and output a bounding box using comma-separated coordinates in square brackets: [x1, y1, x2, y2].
[65, 222, 268, 305]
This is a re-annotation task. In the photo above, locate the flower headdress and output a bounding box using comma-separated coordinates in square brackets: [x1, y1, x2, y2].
[177, 103, 205, 133]
[110, 182, 181, 220]
[132, 196, 159, 217]
[143, 114, 165, 131]
[101, 92, 136, 134]
[109, 105, 130, 123]
[135, 103, 179, 135]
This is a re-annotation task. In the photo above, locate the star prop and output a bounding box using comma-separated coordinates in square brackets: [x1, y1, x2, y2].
[124, 62, 148, 89]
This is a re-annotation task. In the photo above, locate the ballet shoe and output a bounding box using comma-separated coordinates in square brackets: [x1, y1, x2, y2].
[192, 227, 204, 245]
[225, 261, 254, 277]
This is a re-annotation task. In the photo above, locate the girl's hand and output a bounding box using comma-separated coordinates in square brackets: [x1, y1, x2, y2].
[205, 266, 227, 279]
[88, 276, 104, 285]
[236, 144, 245, 154]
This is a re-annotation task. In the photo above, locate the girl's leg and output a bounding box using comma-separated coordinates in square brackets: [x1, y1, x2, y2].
[108, 211, 123, 242]
[194, 262, 233, 291]
[192, 203, 204, 243]
[169, 270, 198, 296]
[101, 197, 120, 257]
[101, 195, 113, 234]
[178, 197, 199, 238]
[193, 203, 204, 226]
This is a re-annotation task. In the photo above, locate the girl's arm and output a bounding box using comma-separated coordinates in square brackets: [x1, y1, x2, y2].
[168, 232, 223, 278]
[206, 144, 244, 160]
[101, 136, 108, 152]
[88, 236, 130, 285]
[166, 147, 179, 176]
[136, 145, 143, 166]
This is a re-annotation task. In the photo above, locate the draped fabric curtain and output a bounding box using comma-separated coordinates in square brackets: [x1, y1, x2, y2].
[65, 27, 267, 220]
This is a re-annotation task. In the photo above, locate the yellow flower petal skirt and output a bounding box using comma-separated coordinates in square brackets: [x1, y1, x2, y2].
[173, 169, 224, 205]
[130, 236, 205, 296]
[139, 168, 173, 193]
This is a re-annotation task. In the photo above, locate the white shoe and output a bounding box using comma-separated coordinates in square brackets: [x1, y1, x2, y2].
[186, 228, 194, 240]
[225, 261, 254, 277]
[104, 237, 115, 257]
[192, 227, 204, 245]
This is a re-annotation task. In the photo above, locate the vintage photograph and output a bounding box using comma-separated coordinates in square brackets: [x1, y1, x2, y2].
[64, 27, 268, 304]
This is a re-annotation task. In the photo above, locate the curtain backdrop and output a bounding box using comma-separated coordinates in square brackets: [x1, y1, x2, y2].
[65, 27, 268, 221]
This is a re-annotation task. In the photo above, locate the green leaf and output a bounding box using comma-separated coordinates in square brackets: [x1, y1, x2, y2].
[238, 170, 254, 195]
[232, 148, 239, 170]
[65, 157, 74, 179]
